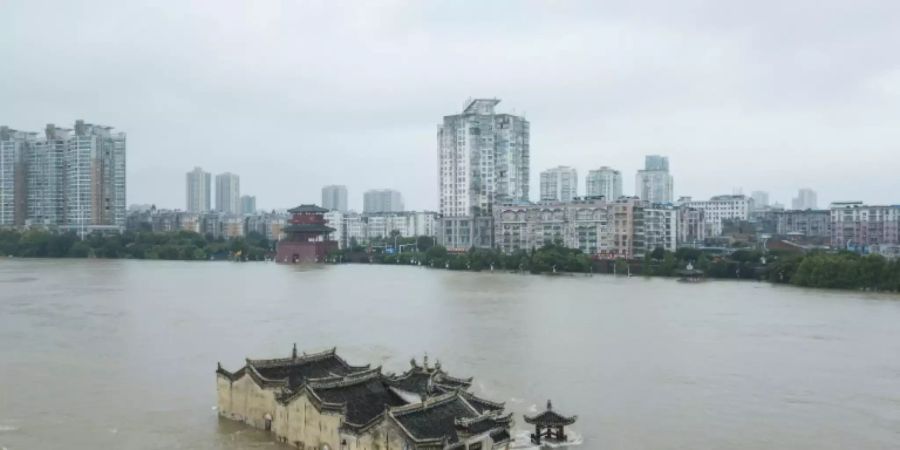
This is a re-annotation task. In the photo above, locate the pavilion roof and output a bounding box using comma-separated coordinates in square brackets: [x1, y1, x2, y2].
[523, 400, 577, 426]
[288, 204, 329, 213]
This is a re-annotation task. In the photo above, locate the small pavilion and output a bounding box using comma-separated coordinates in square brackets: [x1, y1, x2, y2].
[524, 400, 577, 445]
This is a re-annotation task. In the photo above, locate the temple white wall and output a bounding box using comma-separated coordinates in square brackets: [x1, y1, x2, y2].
[216, 373, 278, 429]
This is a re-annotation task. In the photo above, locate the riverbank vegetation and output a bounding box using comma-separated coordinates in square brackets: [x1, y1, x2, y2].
[0, 229, 271, 261]
[4, 229, 900, 292]
[336, 239, 900, 292]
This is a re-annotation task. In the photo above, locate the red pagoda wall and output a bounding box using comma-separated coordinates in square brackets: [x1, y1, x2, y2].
[275, 241, 337, 263]
[290, 212, 327, 225]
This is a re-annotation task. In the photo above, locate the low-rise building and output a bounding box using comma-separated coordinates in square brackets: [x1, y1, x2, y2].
[329, 211, 439, 248]
[607, 197, 646, 259]
[644, 204, 677, 252]
[678, 195, 752, 237]
[245, 211, 288, 241]
[493, 198, 608, 255]
[676, 206, 705, 247]
[830, 202, 900, 251]
[492, 197, 653, 259]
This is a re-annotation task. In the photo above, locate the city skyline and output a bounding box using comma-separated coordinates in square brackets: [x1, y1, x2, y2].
[3, 2, 900, 211]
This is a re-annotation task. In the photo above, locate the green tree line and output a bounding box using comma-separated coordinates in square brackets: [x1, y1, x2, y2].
[0, 229, 272, 261]
[336, 237, 900, 292]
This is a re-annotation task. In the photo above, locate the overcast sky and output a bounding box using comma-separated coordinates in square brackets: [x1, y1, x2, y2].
[3, 0, 899, 211]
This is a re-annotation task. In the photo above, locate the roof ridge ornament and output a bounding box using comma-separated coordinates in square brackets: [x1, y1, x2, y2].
[547, 399, 553, 411]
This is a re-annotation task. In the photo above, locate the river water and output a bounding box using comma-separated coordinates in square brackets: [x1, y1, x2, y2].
[0, 259, 899, 450]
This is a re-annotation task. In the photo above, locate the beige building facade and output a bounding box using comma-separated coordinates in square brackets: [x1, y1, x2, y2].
[217, 347, 513, 450]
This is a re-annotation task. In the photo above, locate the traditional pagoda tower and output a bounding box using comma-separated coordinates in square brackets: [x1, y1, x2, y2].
[524, 399, 577, 445]
[275, 204, 337, 263]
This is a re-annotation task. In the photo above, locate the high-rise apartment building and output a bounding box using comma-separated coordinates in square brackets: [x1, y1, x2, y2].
[792, 188, 818, 210]
[540, 166, 578, 202]
[363, 189, 404, 213]
[215, 173, 240, 214]
[240, 195, 256, 215]
[322, 185, 348, 212]
[585, 167, 622, 200]
[0, 127, 31, 227]
[438, 98, 529, 249]
[186, 167, 212, 213]
[751, 191, 769, 209]
[644, 155, 669, 171]
[65, 120, 128, 233]
[1, 121, 126, 233]
[28, 125, 67, 226]
[635, 155, 673, 203]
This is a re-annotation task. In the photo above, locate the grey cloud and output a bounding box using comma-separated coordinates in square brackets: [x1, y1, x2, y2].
[2, 0, 898, 211]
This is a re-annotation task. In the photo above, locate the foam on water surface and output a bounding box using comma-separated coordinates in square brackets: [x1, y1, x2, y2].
[510, 429, 584, 449]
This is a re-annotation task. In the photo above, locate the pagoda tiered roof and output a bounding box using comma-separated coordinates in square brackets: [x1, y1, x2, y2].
[523, 400, 577, 426]
[288, 204, 329, 213]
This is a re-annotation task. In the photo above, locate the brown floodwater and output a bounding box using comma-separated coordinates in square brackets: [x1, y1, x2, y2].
[1, 259, 899, 450]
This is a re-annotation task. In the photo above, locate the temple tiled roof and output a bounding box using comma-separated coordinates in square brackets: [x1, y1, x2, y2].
[458, 390, 505, 414]
[305, 369, 407, 428]
[454, 412, 513, 435]
[220, 348, 512, 444]
[490, 428, 511, 443]
[387, 359, 473, 396]
[288, 204, 329, 213]
[218, 346, 370, 388]
[523, 400, 577, 426]
[390, 393, 480, 445]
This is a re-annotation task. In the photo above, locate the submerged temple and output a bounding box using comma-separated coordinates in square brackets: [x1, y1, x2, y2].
[216, 346, 513, 450]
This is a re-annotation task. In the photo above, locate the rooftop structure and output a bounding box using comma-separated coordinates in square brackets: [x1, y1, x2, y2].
[217, 347, 514, 450]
